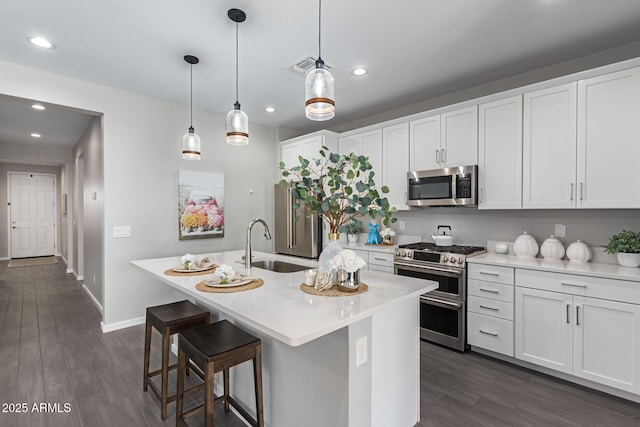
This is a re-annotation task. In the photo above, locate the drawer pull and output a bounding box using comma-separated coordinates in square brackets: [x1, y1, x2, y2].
[479, 270, 500, 276]
[561, 281, 587, 289]
[373, 257, 387, 262]
[566, 304, 570, 324]
[479, 288, 499, 294]
[479, 330, 498, 337]
[479, 305, 499, 311]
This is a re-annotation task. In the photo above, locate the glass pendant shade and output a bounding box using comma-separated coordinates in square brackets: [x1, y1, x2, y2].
[182, 127, 201, 160]
[226, 103, 249, 145]
[305, 62, 335, 121]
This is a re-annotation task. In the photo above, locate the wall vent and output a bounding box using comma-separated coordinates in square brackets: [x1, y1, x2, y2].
[286, 54, 334, 75]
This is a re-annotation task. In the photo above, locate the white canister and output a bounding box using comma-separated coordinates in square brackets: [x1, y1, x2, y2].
[494, 242, 508, 254]
[566, 240, 592, 263]
[513, 232, 539, 258]
[540, 235, 565, 260]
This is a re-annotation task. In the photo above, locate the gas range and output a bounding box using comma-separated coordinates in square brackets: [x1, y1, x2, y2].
[394, 242, 486, 268]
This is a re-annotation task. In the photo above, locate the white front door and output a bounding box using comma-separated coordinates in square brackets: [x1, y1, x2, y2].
[9, 172, 56, 258]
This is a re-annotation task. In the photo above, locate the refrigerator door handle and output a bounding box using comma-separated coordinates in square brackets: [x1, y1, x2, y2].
[287, 188, 293, 248]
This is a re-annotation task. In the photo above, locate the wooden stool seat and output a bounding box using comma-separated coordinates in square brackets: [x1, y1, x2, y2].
[143, 300, 210, 420]
[176, 320, 264, 427]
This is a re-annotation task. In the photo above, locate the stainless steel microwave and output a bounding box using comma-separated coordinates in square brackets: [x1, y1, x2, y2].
[407, 165, 478, 207]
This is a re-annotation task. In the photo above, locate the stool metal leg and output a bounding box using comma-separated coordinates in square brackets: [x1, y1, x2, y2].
[143, 320, 152, 392]
[254, 345, 264, 427]
[161, 328, 170, 420]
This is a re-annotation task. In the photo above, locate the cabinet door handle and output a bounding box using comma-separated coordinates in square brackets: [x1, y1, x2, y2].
[561, 281, 587, 289]
[570, 183, 574, 201]
[479, 288, 499, 294]
[576, 306, 581, 326]
[479, 330, 498, 337]
[435, 149, 440, 163]
[479, 305, 499, 311]
[580, 182, 584, 201]
[441, 149, 446, 164]
[566, 304, 570, 324]
[479, 270, 499, 276]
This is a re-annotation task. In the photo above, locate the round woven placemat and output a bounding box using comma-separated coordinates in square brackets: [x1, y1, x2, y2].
[299, 283, 368, 297]
[164, 266, 217, 277]
[195, 279, 264, 293]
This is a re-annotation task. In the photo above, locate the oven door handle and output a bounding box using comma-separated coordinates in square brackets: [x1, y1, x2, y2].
[394, 261, 463, 276]
[420, 296, 463, 309]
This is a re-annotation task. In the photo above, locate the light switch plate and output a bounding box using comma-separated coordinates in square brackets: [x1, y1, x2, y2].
[113, 226, 131, 238]
[554, 224, 566, 238]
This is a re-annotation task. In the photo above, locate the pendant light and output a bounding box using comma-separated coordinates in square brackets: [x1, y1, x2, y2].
[226, 9, 249, 145]
[305, 0, 335, 121]
[182, 55, 201, 160]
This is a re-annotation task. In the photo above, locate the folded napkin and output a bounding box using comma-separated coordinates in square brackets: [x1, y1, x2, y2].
[194, 256, 211, 268]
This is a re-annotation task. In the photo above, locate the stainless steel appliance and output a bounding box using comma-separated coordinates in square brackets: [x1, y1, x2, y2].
[394, 242, 485, 351]
[274, 184, 322, 258]
[407, 165, 477, 207]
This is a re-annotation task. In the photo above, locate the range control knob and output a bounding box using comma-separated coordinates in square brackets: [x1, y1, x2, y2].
[457, 257, 464, 264]
[442, 256, 449, 262]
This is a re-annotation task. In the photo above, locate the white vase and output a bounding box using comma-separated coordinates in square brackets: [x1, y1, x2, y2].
[616, 252, 640, 268]
[347, 233, 359, 243]
[513, 231, 539, 257]
[318, 233, 343, 282]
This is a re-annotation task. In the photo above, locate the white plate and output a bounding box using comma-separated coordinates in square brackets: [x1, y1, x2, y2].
[172, 263, 215, 273]
[204, 277, 253, 288]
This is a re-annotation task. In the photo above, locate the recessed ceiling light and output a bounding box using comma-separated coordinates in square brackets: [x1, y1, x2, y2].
[352, 67, 368, 76]
[32, 104, 45, 110]
[264, 106, 276, 113]
[31, 133, 41, 138]
[27, 36, 55, 49]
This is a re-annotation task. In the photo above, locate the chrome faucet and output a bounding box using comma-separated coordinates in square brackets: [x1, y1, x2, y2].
[245, 218, 272, 271]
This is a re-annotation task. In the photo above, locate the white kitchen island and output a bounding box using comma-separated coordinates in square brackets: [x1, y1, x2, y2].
[131, 250, 436, 427]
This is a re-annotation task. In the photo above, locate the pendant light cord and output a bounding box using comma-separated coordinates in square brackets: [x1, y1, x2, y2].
[189, 63, 194, 127]
[235, 21, 239, 104]
[318, 0, 322, 59]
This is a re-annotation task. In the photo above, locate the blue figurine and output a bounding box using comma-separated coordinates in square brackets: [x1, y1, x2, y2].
[367, 221, 382, 245]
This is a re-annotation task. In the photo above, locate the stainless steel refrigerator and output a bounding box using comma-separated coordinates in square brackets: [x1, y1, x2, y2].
[274, 184, 322, 259]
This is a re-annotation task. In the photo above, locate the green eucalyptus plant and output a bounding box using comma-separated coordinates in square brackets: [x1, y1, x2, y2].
[345, 219, 363, 235]
[279, 147, 397, 234]
[603, 230, 640, 254]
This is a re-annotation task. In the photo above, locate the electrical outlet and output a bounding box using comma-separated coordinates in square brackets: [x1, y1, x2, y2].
[113, 226, 131, 238]
[554, 224, 566, 238]
[356, 336, 368, 367]
[399, 220, 406, 231]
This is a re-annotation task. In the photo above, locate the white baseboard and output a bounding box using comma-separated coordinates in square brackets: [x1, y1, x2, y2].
[76, 275, 84, 280]
[82, 284, 103, 314]
[101, 316, 146, 333]
[66, 268, 74, 274]
[0, 257, 9, 261]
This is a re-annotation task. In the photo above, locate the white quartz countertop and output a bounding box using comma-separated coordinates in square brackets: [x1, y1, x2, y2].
[131, 250, 436, 346]
[342, 242, 397, 254]
[468, 253, 640, 283]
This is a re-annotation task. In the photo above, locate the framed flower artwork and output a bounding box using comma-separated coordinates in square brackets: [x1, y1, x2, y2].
[178, 170, 224, 240]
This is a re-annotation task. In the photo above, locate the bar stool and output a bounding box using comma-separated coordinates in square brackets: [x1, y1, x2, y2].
[143, 300, 210, 420]
[176, 320, 264, 427]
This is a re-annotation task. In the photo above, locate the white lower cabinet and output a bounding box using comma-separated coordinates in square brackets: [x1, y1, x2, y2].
[467, 264, 515, 356]
[368, 251, 395, 274]
[515, 273, 640, 395]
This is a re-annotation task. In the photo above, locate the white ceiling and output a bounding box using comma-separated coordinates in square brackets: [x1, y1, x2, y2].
[2, 0, 640, 150]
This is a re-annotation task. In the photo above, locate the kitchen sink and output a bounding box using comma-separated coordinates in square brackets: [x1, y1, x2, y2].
[250, 260, 309, 273]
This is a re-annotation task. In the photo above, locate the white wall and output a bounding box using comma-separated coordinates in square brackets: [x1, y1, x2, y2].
[0, 60, 278, 330]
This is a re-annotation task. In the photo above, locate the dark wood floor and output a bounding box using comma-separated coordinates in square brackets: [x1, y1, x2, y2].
[1, 259, 639, 426]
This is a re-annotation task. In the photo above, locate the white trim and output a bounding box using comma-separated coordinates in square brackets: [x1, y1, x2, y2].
[82, 283, 103, 314]
[0, 257, 9, 261]
[101, 316, 146, 333]
[66, 268, 74, 274]
[76, 274, 84, 281]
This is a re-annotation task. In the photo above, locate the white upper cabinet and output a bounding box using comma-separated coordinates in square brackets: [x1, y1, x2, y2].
[280, 130, 338, 180]
[382, 123, 410, 210]
[409, 115, 440, 171]
[577, 67, 640, 208]
[478, 95, 523, 210]
[523, 83, 577, 209]
[441, 106, 478, 167]
[409, 106, 477, 171]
